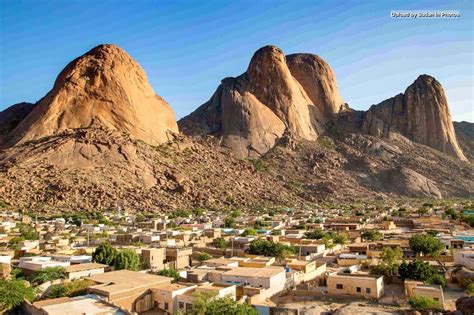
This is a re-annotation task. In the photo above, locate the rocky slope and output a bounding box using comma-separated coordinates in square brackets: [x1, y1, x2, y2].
[454, 121, 474, 161]
[0, 127, 471, 213]
[0, 102, 34, 143]
[179, 45, 345, 158]
[361, 75, 466, 161]
[5, 44, 178, 147]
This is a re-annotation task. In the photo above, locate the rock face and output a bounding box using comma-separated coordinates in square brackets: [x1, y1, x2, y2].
[454, 121, 474, 161]
[0, 102, 34, 143]
[362, 75, 466, 160]
[6, 44, 178, 147]
[286, 53, 345, 117]
[179, 45, 344, 157]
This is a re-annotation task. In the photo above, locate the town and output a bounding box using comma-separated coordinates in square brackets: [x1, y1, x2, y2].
[0, 200, 473, 314]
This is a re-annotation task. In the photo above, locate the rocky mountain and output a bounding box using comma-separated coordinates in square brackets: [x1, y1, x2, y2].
[361, 75, 466, 161]
[5, 44, 178, 147]
[454, 121, 474, 161]
[179, 45, 345, 158]
[0, 44, 471, 213]
[0, 102, 34, 143]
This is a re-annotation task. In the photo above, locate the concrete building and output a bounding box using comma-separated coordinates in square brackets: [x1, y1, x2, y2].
[87, 270, 172, 313]
[64, 263, 107, 280]
[141, 248, 166, 270]
[24, 294, 127, 315]
[210, 266, 286, 299]
[166, 247, 192, 269]
[453, 249, 474, 269]
[405, 280, 445, 309]
[327, 272, 384, 299]
[19, 257, 70, 272]
[152, 283, 196, 314]
[176, 283, 236, 313]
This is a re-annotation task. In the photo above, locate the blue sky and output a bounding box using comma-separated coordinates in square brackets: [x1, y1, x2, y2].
[0, 0, 473, 122]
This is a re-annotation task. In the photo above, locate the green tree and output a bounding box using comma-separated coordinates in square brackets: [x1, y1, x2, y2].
[408, 296, 442, 311]
[361, 230, 383, 241]
[333, 233, 349, 245]
[156, 269, 180, 283]
[248, 240, 295, 260]
[197, 253, 212, 262]
[0, 279, 35, 312]
[370, 247, 403, 281]
[241, 228, 257, 237]
[213, 238, 227, 249]
[399, 260, 445, 286]
[224, 216, 236, 228]
[114, 249, 140, 271]
[29, 267, 66, 285]
[192, 292, 257, 315]
[380, 247, 403, 266]
[304, 229, 326, 240]
[409, 234, 444, 256]
[92, 241, 117, 265]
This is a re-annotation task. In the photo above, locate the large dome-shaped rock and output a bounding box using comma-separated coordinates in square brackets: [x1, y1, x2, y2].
[286, 53, 345, 117]
[179, 45, 343, 157]
[362, 75, 466, 160]
[6, 44, 178, 146]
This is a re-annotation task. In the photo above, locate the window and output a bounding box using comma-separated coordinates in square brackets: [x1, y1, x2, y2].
[179, 302, 184, 309]
[366, 288, 371, 294]
[356, 287, 361, 292]
[336, 284, 343, 289]
[434, 298, 439, 301]
[164, 303, 169, 310]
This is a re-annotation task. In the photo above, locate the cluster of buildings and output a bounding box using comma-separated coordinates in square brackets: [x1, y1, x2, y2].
[0, 202, 473, 314]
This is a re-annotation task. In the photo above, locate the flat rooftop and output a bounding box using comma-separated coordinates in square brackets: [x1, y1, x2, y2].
[222, 266, 284, 278]
[88, 270, 172, 294]
[65, 263, 107, 273]
[34, 295, 126, 315]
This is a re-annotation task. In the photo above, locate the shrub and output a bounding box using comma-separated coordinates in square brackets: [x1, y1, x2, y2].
[241, 228, 257, 237]
[465, 283, 474, 296]
[408, 296, 442, 311]
[212, 238, 227, 249]
[29, 267, 66, 285]
[46, 279, 95, 298]
[197, 253, 212, 262]
[156, 269, 180, 283]
[0, 279, 35, 312]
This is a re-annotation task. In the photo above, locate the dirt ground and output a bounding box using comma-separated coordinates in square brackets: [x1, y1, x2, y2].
[271, 293, 405, 315]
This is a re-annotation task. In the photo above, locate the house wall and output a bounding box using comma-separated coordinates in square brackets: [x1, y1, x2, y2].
[327, 274, 384, 299]
[68, 267, 104, 280]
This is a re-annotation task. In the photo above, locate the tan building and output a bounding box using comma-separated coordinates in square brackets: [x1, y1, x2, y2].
[87, 270, 172, 313]
[152, 283, 196, 314]
[141, 248, 166, 270]
[24, 295, 127, 315]
[327, 272, 384, 299]
[405, 280, 445, 310]
[64, 263, 106, 280]
[166, 247, 192, 269]
[176, 283, 236, 313]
